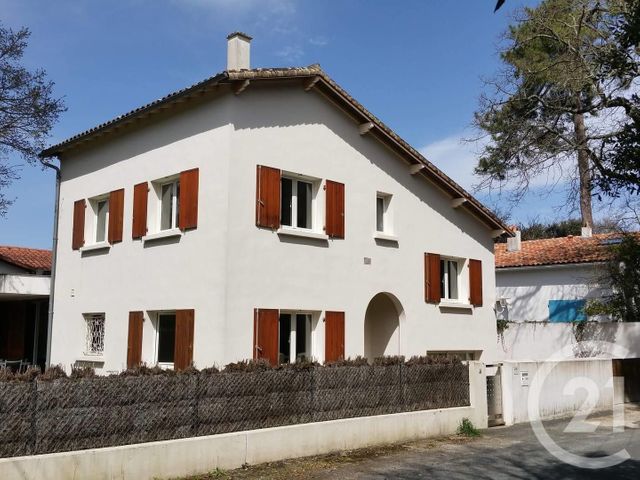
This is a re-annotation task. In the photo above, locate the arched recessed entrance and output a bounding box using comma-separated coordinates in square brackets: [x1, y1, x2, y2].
[364, 292, 404, 361]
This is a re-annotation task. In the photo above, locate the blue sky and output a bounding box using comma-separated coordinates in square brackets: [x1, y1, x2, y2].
[0, 0, 578, 249]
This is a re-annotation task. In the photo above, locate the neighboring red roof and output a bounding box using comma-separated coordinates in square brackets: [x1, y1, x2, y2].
[495, 233, 635, 268]
[0, 246, 52, 272]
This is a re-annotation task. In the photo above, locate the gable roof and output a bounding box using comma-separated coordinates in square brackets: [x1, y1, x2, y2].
[495, 233, 637, 269]
[40, 65, 511, 234]
[0, 245, 52, 272]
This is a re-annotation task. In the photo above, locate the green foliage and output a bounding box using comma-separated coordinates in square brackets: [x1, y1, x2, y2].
[586, 233, 640, 321]
[457, 417, 481, 437]
[496, 318, 510, 335]
[474, 0, 640, 221]
[520, 219, 583, 240]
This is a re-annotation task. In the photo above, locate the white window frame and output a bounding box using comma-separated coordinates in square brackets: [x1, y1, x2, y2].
[87, 194, 109, 245]
[159, 179, 180, 231]
[440, 257, 464, 302]
[375, 192, 393, 234]
[278, 311, 315, 364]
[154, 311, 176, 369]
[280, 173, 320, 232]
[83, 313, 105, 357]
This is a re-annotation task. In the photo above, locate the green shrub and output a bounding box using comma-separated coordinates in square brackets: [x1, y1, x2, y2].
[457, 417, 480, 437]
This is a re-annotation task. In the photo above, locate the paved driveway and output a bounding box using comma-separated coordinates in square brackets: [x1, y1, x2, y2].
[310, 404, 640, 480]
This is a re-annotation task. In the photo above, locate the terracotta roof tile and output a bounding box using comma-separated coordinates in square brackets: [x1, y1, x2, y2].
[495, 233, 637, 268]
[0, 246, 52, 272]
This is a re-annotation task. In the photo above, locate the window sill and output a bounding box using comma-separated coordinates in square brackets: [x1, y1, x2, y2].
[374, 232, 398, 242]
[438, 302, 474, 310]
[80, 242, 110, 253]
[277, 227, 328, 241]
[142, 228, 182, 243]
[77, 355, 105, 363]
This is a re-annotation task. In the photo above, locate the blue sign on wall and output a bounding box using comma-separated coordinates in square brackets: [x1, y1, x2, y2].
[548, 299, 587, 322]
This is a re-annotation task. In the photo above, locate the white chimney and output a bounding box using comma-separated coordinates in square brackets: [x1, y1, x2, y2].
[227, 32, 252, 70]
[581, 226, 592, 238]
[507, 226, 521, 252]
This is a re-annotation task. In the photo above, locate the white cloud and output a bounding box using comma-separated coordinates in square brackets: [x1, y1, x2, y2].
[419, 133, 483, 190]
[308, 36, 328, 47]
[275, 44, 304, 62]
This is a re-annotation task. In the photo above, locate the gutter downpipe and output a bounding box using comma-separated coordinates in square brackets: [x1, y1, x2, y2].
[40, 156, 60, 369]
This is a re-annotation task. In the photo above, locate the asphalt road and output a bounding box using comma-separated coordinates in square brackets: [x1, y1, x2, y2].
[307, 404, 640, 480]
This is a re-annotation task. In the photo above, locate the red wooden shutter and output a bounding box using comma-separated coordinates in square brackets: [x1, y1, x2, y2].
[72, 199, 86, 250]
[174, 309, 195, 370]
[255, 165, 281, 229]
[325, 180, 345, 238]
[132, 182, 148, 239]
[179, 168, 199, 230]
[253, 308, 279, 365]
[469, 259, 483, 306]
[127, 311, 144, 369]
[325, 311, 345, 363]
[108, 188, 124, 244]
[424, 253, 441, 303]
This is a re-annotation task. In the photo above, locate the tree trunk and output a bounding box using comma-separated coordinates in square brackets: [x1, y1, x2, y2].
[573, 108, 593, 229]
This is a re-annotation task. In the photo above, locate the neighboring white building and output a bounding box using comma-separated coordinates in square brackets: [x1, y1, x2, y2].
[495, 230, 640, 361]
[42, 34, 510, 373]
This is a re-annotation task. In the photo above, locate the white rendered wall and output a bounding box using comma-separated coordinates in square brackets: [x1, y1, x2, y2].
[496, 264, 605, 323]
[500, 359, 614, 426]
[496, 321, 640, 361]
[50, 84, 499, 372]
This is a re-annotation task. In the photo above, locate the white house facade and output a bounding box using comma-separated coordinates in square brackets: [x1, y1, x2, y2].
[43, 34, 510, 373]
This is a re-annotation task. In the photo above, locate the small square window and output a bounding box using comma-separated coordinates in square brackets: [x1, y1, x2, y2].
[84, 313, 105, 356]
[440, 258, 461, 301]
[281, 176, 314, 230]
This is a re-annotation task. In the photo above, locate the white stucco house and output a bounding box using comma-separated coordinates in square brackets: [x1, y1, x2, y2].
[41, 33, 510, 373]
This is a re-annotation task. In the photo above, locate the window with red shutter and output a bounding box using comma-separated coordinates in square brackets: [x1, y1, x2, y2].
[424, 253, 441, 303]
[132, 182, 148, 238]
[325, 180, 344, 238]
[174, 309, 195, 370]
[72, 199, 86, 250]
[255, 165, 281, 229]
[108, 189, 124, 244]
[253, 308, 279, 365]
[179, 168, 199, 230]
[469, 259, 483, 306]
[127, 311, 144, 369]
[325, 311, 345, 362]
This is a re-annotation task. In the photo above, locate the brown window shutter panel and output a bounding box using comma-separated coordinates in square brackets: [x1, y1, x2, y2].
[253, 308, 279, 365]
[72, 199, 86, 250]
[325, 180, 345, 238]
[174, 309, 195, 370]
[179, 168, 199, 230]
[127, 311, 144, 369]
[469, 259, 483, 306]
[107, 188, 125, 244]
[132, 182, 148, 239]
[325, 311, 345, 363]
[255, 165, 281, 229]
[424, 253, 441, 303]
